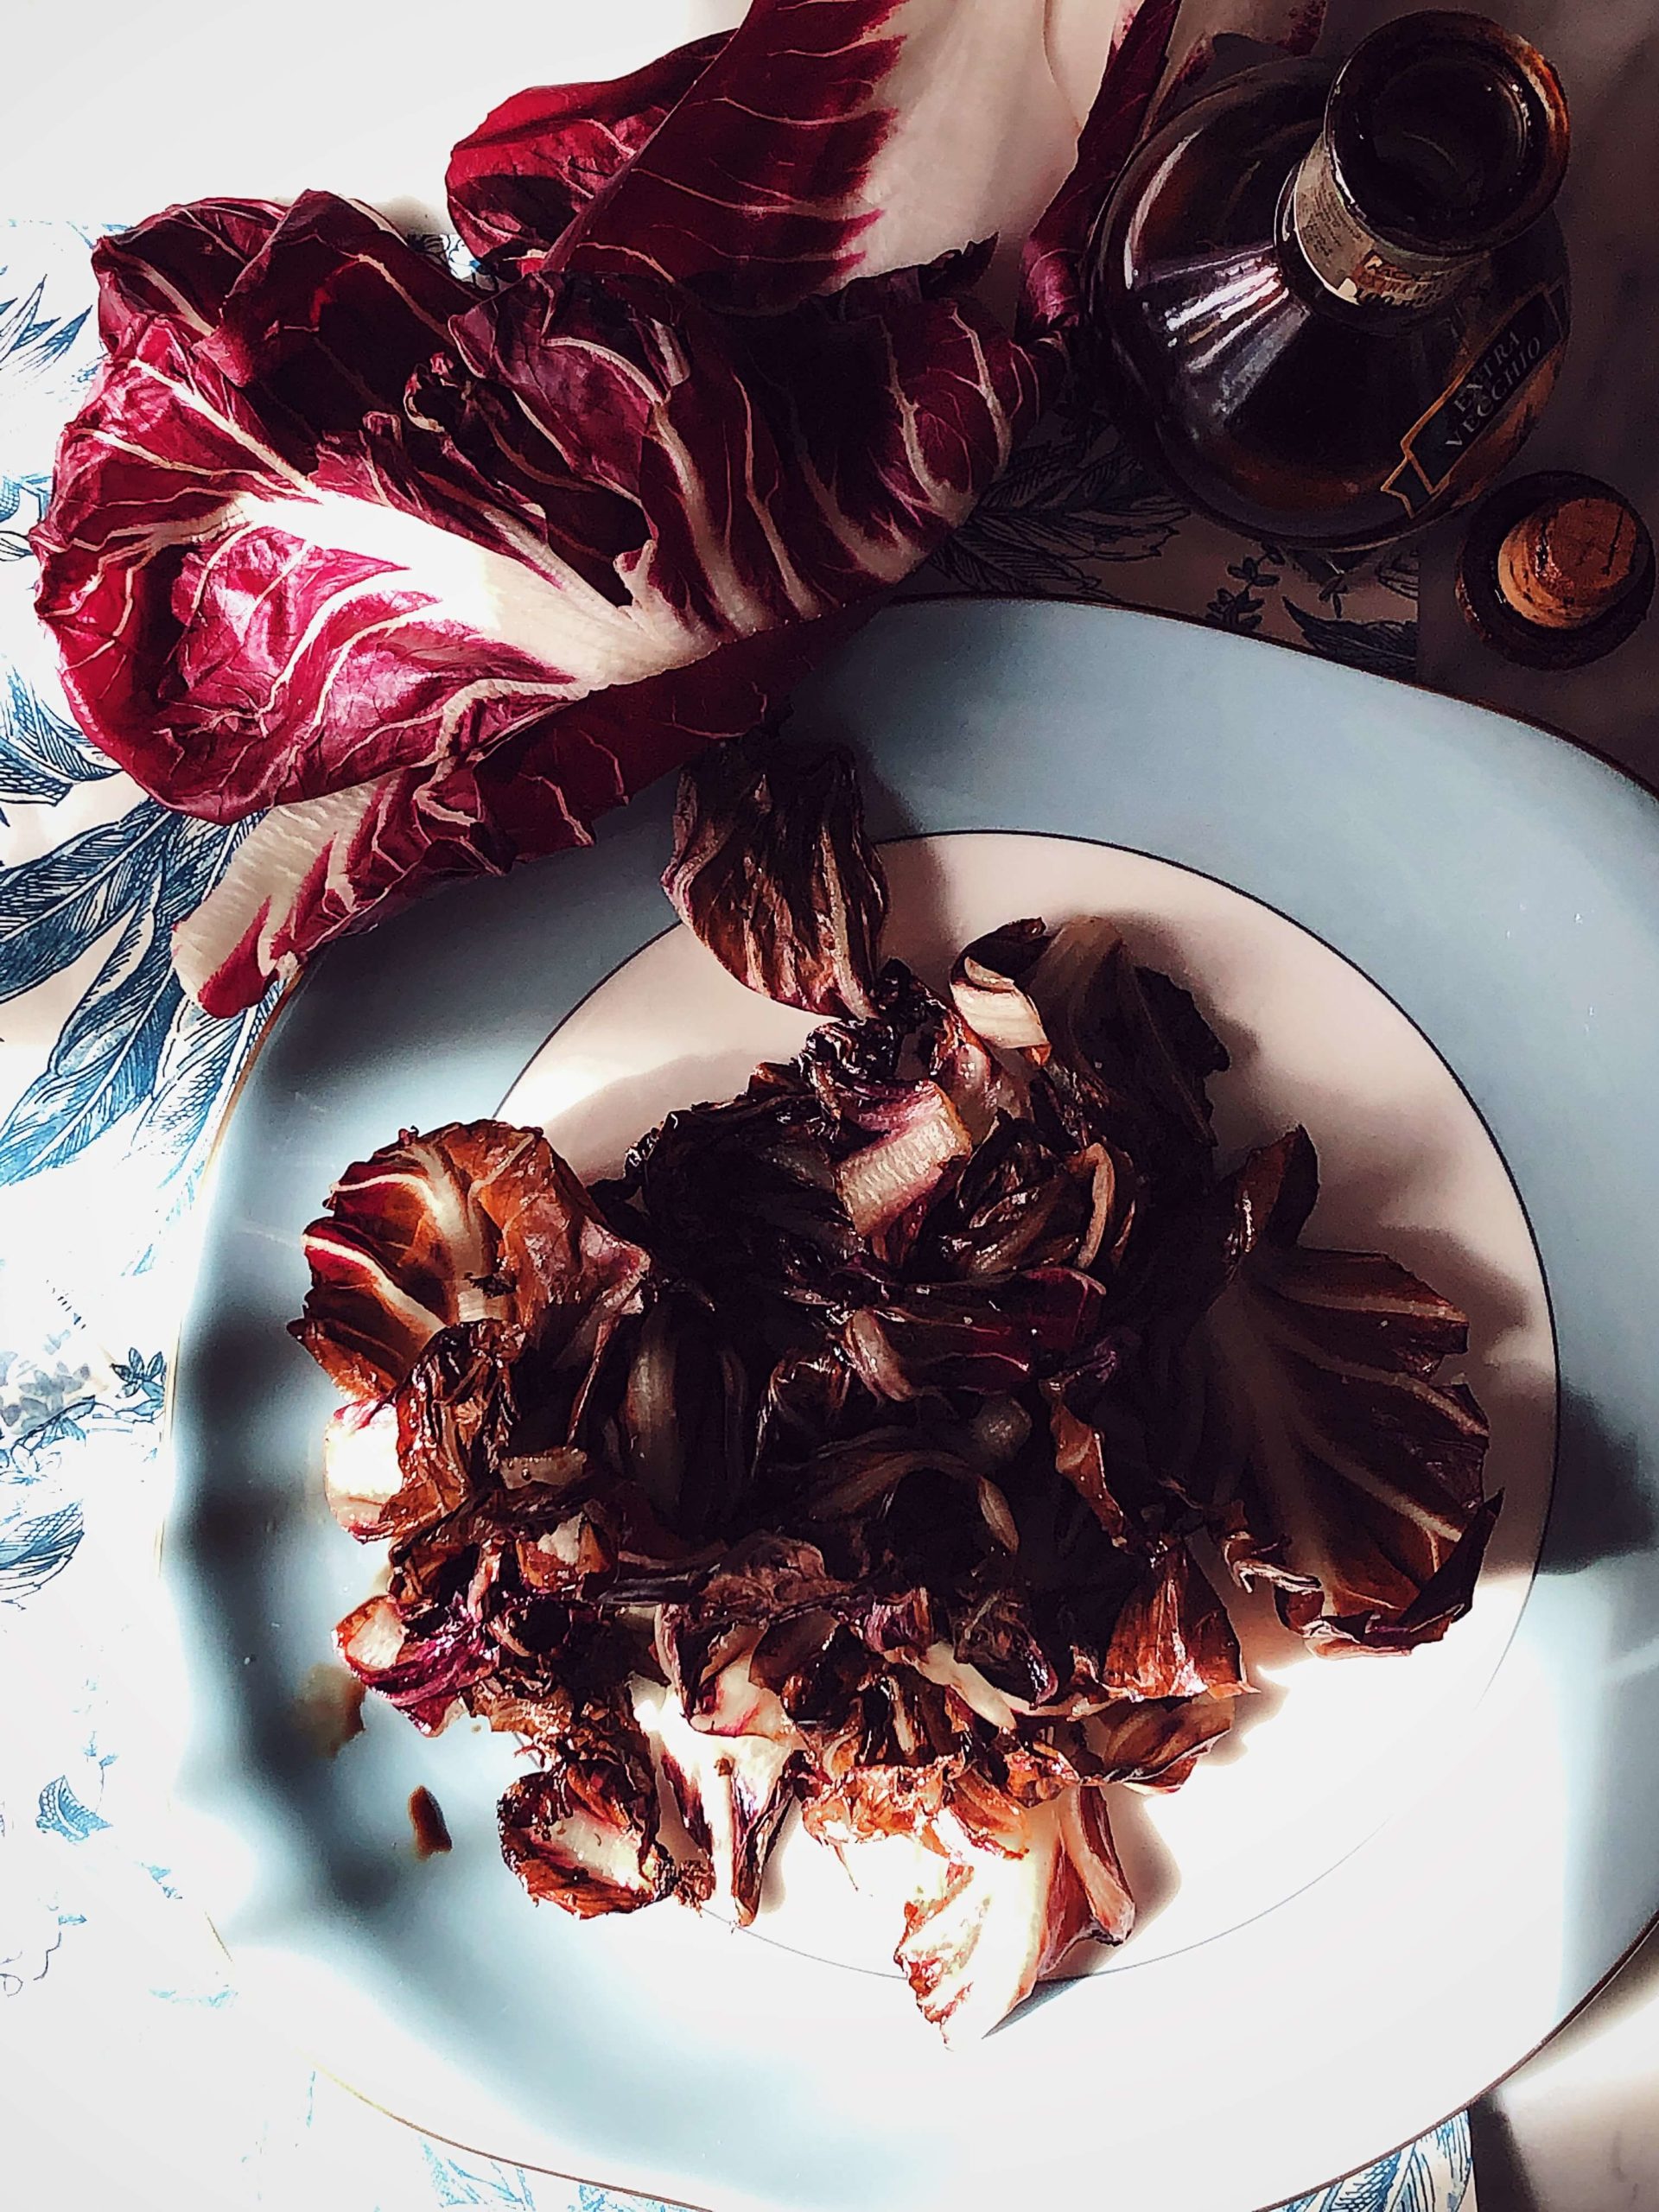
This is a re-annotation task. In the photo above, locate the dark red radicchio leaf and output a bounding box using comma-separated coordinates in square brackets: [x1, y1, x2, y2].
[913, 1116, 1100, 1282]
[93, 198, 284, 347]
[551, 0, 1181, 344]
[937, 1527, 1244, 1726]
[655, 1535, 849, 1698]
[175, 618, 839, 1020]
[1019, 0, 1184, 355]
[36, 178, 1035, 1017]
[446, 34, 731, 274]
[753, 1343, 881, 1472]
[292, 1119, 649, 1404]
[664, 726, 890, 1020]
[498, 1692, 677, 1917]
[1044, 1305, 1217, 1539]
[35, 213, 1027, 1015]
[748, 1609, 876, 1732]
[541, 2, 905, 313]
[195, 194, 476, 447]
[1096, 1539, 1247, 1702]
[1182, 1128, 1496, 1652]
[895, 1784, 1134, 2047]
[35, 3, 1189, 1018]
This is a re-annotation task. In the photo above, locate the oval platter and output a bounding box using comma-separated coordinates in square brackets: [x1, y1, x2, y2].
[163, 599, 1659, 2212]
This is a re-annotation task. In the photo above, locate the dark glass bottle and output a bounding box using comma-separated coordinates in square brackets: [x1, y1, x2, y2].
[1086, 11, 1571, 551]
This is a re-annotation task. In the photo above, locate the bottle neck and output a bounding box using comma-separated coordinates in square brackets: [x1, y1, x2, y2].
[1286, 134, 1469, 312]
[1283, 12, 1570, 317]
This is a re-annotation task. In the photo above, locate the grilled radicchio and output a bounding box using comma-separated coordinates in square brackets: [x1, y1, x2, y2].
[32, 0, 1190, 1016]
[293, 746, 1493, 2045]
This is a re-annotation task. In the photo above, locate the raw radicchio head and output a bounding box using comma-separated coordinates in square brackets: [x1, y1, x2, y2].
[32, 0, 1192, 1016]
[293, 750, 1491, 2045]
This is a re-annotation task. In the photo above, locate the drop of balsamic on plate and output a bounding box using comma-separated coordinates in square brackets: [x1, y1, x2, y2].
[409, 1785, 453, 1860]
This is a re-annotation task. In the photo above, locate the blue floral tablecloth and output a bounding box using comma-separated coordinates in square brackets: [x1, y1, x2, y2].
[0, 218, 1465, 2212]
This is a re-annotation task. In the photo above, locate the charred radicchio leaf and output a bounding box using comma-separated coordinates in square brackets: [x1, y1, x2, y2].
[292, 1119, 647, 1403]
[960, 917, 1228, 1189]
[1183, 1128, 1496, 1651]
[322, 1319, 520, 1541]
[498, 1693, 676, 1917]
[637, 1662, 803, 1926]
[335, 1592, 494, 1734]
[618, 1084, 855, 1315]
[663, 727, 890, 1020]
[841, 1268, 1109, 1402]
[896, 1786, 1133, 2049]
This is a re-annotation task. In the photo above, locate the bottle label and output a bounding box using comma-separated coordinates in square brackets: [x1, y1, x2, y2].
[1383, 284, 1568, 516]
[1290, 140, 1464, 309]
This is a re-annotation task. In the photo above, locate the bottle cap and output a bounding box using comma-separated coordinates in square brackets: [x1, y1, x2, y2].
[1457, 471, 1654, 667]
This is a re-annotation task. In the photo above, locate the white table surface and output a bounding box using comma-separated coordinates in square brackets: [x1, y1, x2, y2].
[4, 3, 1656, 2208]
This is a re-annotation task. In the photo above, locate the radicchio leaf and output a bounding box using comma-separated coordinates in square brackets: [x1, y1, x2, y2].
[1185, 1128, 1495, 1651]
[1096, 1540, 1247, 1701]
[1087, 1690, 1238, 1790]
[543, 1, 904, 312]
[36, 226, 1025, 1013]
[293, 1118, 648, 1404]
[36, 3, 1184, 1014]
[498, 1694, 676, 1917]
[322, 1318, 519, 1541]
[895, 1785, 1133, 2048]
[638, 1665, 803, 1925]
[552, 0, 1176, 327]
[446, 35, 732, 273]
[664, 728, 891, 1020]
[1019, 0, 1185, 351]
[914, 1116, 1096, 1281]
[93, 199, 284, 346]
[620, 1084, 855, 1314]
[841, 1267, 1109, 1401]
[174, 620, 836, 1018]
[335, 1592, 494, 1733]
[965, 917, 1227, 1185]
[802, 1755, 959, 1853]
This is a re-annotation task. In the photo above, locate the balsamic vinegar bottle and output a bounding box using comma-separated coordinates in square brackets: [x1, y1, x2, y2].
[1086, 11, 1571, 551]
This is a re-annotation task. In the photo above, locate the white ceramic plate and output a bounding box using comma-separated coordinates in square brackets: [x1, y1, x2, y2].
[164, 601, 1659, 2212]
